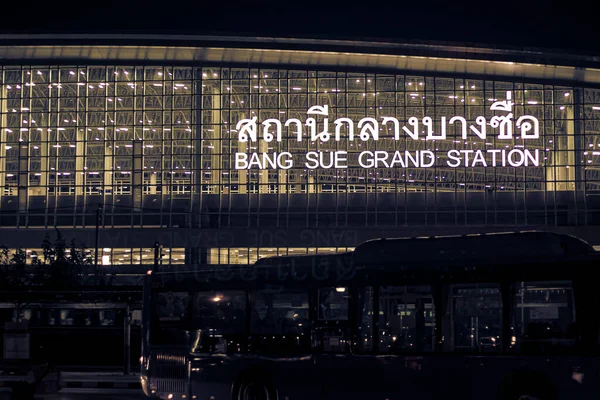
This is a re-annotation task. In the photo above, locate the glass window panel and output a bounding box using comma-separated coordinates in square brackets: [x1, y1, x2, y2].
[445, 283, 502, 353]
[510, 280, 576, 353]
[251, 290, 309, 335]
[192, 291, 245, 334]
[318, 287, 349, 321]
[356, 286, 374, 352]
[379, 285, 436, 353]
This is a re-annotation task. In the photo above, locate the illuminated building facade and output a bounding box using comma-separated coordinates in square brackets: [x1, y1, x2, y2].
[1, 35, 600, 265]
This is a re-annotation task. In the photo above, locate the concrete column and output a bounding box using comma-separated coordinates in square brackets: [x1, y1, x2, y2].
[308, 174, 316, 193]
[259, 140, 269, 193]
[193, 70, 202, 202]
[0, 86, 6, 196]
[17, 142, 28, 214]
[278, 169, 287, 194]
[133, 139, 143, 211]
[546, 101, 576, 191]
[75, 129, 85, 196]
[237, 141, 247, 194]
[31, 93, 50, 197]
[35, 128, 48, 196]
[149, 173, 157, 194]
[104, 144, 113, 193]
[573, 88, 584, 192]
[565, 105, 576, 190]
[210, 91, 221, 193]
[17, 83, 29, 216]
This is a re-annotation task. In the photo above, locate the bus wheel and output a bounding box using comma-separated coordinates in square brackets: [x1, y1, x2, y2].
[238, 379, 275, 400]
[515, 395, 540, 400]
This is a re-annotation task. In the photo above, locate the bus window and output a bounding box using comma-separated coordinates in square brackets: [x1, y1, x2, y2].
[356, 287, 374, 352]
[151, 291, 190, 345]
[511, 280, 576, 353]
[447, 284, 502, 353]
[46, 309, 59, 326]
[193, 291, 246, 334]
[251, 290, 309, 335]
[59, 309, 75, 326]
[100, 310, 119, 326]
[155, 291, 189, 322]
[318, 287, 349, 321]
[379, 285, 436, 353]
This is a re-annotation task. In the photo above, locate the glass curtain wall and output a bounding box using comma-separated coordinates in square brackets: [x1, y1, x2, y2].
[1, 66, 599, 228]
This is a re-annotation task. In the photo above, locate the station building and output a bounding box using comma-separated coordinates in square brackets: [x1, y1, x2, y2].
[1, 35, 600, 266]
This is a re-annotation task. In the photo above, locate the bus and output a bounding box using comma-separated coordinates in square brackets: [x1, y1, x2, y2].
[141, 231, 600, 400]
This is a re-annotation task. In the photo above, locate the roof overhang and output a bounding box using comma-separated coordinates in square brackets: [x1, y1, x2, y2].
[0, 34, 599, 86]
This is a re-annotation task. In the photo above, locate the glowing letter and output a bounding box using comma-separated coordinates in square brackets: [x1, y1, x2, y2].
[447, 150, 461, 167]
[235, 152, 248, 169]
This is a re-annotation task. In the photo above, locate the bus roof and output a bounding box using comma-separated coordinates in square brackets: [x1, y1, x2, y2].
[149, 231, 599, 290]
[352, 231, 596, 265]
[252, 251, 353, 268]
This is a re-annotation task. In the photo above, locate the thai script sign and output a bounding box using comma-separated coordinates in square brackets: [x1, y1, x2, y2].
[233, 91, 541, 169]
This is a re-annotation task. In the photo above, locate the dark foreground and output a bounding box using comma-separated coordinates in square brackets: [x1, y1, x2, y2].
[39, 392, 144, 400]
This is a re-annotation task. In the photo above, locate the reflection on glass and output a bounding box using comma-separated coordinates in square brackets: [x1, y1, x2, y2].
[379, 285, 436, 353]
[251, 290, 309, 335]
[193, 291, 245, 334]
[208, 247, 354, 264]
[511, 280, 576, 353]
[449, 284, 502, 353]
[318, 287, 349, 321]
[357, 286, 374, 352]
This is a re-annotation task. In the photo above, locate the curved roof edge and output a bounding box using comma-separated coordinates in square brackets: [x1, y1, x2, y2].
[0, 34, 599, 67]
[1, 34, 600, 87]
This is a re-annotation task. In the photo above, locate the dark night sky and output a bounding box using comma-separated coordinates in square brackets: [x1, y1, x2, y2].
[1, 0, 598, 54]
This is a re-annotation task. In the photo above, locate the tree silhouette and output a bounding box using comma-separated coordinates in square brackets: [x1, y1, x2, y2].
[0, 229, 111, 288]
[41, 232, 55, 265]
[0, 246, 32, 287]
[0, 247, 8, 287]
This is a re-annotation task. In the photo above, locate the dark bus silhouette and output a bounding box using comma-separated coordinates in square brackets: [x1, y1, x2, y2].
[141, 231, 600, 399]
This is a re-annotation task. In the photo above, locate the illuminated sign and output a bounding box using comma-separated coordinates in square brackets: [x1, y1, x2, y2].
[233, 91, 541, 169]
